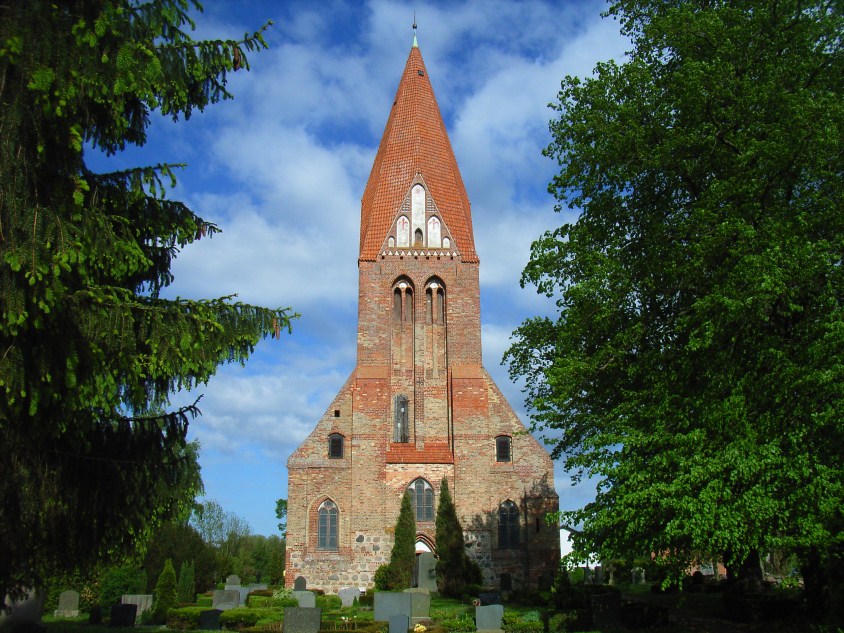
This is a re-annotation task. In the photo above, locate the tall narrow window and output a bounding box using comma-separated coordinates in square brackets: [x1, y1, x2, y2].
[393, 288, 402, 322]
[404, 288, 413, 322]
[426, 281, 445, 324]
[436, 287, 445, 323]
[318, 500, 338, 550]
[328, 433, 344, 459]
[408, 479, 434, 521]
[496, 436, 512, 462]
[498, 501, 519, 549]
[394, 395, 410, 443]
[414, 228, 423, 246]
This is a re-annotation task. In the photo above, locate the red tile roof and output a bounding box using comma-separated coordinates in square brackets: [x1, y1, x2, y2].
[359, 45, 478, 263]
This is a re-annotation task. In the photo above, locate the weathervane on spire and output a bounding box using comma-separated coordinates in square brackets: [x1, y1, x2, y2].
[412, 12, 418, 48]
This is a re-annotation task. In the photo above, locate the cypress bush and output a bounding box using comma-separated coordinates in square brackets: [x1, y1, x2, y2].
[435, 478, 482, 597]
[153, 559, 178, 624]
[388, 491, 417, 590]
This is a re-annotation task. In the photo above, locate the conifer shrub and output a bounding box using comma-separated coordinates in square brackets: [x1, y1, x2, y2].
[435, 479, 482, 597]
[152, 559, 178, 624]
[387, 492, 417, 590]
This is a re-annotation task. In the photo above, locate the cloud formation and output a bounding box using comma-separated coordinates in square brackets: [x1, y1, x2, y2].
[127, 0, 631, 535]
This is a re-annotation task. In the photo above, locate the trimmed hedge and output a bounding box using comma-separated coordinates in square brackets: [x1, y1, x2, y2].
[316, 594, 342, 610]
[220, 607, 279, 629]
[167, 606, 205, 630]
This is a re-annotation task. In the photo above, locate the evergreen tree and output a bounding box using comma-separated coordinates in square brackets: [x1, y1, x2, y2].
[434, 479, 481, 597]
[0, 1, 292, 605]
[176, 560, 194, 604]
[153, 559, 178, 624]
[267, 537, 286, 586]
[388, 492, 416, 590]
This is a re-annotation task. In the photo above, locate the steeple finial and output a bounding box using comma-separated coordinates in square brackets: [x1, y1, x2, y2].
[412, 13, 418, 48]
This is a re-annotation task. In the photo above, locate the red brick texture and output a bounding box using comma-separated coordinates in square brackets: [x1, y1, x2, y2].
[286, 43, 559, 594]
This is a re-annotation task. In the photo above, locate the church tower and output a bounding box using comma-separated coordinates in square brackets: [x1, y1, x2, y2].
[286, 35, 559, 593]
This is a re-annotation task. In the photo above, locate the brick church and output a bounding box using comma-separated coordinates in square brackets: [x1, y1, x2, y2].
[285, 35, 560, 594]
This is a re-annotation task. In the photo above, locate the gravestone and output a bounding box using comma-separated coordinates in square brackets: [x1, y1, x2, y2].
[198, 609, 223, 631]
[403, 589, 430, 625]
[109, 603, 137, 628]
[475, 605, 504, 633]
[234, 587, 250, 606]
[54, 590, 80, 617]
[478, 592, 501, 606]
[225, 575, 241, 586]
[593, 566, 604, 584]
[282, 607, 322, 633]
[582, 567, 593, 583]
[248, 583, 268, 592]
[338, 587, 360, 608]
[292, 590, 315, 608]
[416, 553, 437, 592]
[631, 567, 646, 584]
[294, 576, 307, 591]
[121, 594, 153, 622]
[374, 592, 412, 623]
[211, 589, 240, 611]
[389, 614, 409, 633]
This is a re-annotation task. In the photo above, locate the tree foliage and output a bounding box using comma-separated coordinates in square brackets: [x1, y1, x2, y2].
[0, 0, 292, 605]
[98, 564, 146, 609]
[275, 498, 288, 537]
[176, 560, 194, 604]
[507, 0, 843, 582]
[152, 559, 177, 624]
[142, 520, 217, 597]
[434, 479, 481, 597]
[387, 492, 417, 590]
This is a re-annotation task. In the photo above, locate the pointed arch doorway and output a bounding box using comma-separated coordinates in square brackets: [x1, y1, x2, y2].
[413, 536, 438, 590]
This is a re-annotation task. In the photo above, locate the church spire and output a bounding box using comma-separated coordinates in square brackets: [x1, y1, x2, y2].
[412, 14, 418, 48]
[358, 41, 478, 263]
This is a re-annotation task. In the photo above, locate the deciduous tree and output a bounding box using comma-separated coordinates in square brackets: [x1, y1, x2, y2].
[0, 0, 292, 605]
[507, 0, 843, 601]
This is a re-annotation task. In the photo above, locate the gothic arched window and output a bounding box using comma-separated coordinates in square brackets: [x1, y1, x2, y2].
[498, 501, 519, 549]
[425, 280, 445, 324]
[408, 478, 434, 522]
[393, 280, 413, 323]
[318, 500, 338, 550]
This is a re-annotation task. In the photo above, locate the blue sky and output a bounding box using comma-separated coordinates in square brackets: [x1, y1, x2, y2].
[97, 0, 630, 537]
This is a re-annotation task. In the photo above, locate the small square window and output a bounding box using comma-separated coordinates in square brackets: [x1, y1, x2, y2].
[334, 409, 340, 418]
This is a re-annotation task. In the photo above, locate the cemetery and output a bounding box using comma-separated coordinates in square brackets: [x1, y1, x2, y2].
[4, 561, 812, 633]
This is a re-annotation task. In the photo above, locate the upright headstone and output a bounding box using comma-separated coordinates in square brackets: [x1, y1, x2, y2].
[121, 594, 153, 622]
[211, 589, 240, 611]
[248, 583, 268, 592]
[478, 592, 501, 606]
[198, 609, 223, 631]
[54, 590, 80, 617]
[374, 593, 412, 624]
[225, 575, 241, 586]
[475, 605, 504, 633]
[293, 576, 307, 591]
[403, 589, 431, 625]
[416, 553, 437, 592]
[389, 614, 409, 633]
[593, 566, 604, 584]
[631, 567, 646, 584]
[338, 588, 360, 608]
[293, 591, 316, 608]
[282, 607, 322, 633]
[109, 603, 137, 628]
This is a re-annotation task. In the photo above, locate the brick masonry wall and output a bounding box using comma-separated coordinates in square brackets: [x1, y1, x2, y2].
[287, 254, 559, 594]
